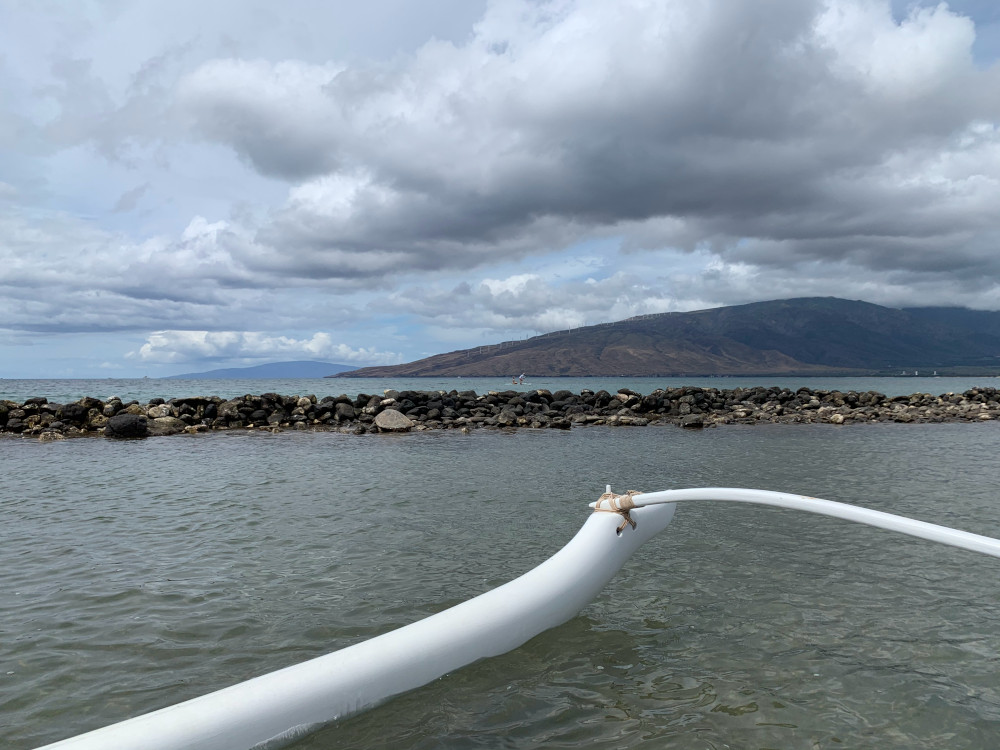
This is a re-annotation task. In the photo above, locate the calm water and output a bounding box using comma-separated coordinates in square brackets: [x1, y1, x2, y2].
[2, 375, 999, 404]
[4, 422, 1000, 748]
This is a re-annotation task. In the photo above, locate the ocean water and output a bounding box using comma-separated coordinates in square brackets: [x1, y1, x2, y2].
[4, 420, 1000, 749]
[1, 374, 999, 404]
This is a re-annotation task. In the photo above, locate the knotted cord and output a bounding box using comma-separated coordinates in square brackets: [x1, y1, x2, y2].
[593, 489, 643, 533]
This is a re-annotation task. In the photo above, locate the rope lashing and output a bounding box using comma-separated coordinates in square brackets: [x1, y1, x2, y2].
[593, 488, 643, 533]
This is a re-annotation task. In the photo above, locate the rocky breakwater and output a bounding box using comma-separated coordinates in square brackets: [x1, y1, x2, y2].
[1, 387, 999, 440]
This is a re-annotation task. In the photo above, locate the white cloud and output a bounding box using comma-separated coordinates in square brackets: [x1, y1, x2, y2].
[816, 1, 976, 98]
[479, 273, 541, 296]
[388, 269, 693, 335]
[131, 330, 403, 365]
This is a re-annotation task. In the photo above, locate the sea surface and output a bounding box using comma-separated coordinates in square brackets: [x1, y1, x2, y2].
[4, 378, 1000, 749]
[2, 374, 999, 404]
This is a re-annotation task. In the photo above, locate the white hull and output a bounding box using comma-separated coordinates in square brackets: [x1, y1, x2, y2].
[37, 486, 1000, 750]
[37, 503, 676, 750]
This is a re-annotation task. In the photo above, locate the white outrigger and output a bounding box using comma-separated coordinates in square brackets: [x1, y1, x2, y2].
[37, 487, 1000, 750]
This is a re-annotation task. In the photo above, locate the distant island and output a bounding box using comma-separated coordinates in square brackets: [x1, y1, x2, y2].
[163, 361, 357, 379]
[336, 297, 1000, 378]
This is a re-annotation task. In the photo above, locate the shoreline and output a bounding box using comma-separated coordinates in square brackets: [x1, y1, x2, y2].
[2, 386, 999, 440]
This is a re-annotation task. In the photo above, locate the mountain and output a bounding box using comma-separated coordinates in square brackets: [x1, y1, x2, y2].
[336, 298, 1000, 378]
[163, 361, 357, 379]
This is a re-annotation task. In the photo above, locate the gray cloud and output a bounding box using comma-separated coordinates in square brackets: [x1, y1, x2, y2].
[3, 0, 1000, 374]
[113, 182, 150, 212]
[166, 0, 1000, 289]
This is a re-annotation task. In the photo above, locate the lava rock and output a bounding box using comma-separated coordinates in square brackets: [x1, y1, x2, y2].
[147, 417, 188, 436]
[105, 413, 149, 439]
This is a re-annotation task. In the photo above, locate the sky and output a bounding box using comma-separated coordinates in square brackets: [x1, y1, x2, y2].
[2, 0, 1000, 378]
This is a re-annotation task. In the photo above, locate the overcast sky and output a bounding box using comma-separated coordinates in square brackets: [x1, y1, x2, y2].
[2, 0, 999, 378]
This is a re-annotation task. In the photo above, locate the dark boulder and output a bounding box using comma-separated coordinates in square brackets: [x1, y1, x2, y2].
[56, 403, 89, 424]
[105, 413, 149, 439]
[334, 402, 356, 421]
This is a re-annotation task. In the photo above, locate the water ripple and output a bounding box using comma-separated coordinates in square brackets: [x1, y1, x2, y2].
[3, 425, 1000, 748]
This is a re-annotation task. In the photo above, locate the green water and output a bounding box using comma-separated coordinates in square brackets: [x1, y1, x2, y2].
[3, 423, 1000, 748]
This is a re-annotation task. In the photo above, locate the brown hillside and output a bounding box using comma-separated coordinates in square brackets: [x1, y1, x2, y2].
[335, 298, 1000, 378]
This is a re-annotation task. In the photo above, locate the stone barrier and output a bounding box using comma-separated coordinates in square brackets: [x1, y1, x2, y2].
[1, 386, 998, 440]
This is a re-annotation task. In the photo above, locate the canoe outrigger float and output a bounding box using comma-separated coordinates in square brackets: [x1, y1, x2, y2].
[37, 487, 1000, 750]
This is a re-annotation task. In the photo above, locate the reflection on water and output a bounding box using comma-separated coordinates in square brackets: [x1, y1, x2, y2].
[3, 424, 1000, 748]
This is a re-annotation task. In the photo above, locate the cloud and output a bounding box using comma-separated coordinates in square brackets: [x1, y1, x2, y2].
[177, 59, 348, 179]
[130, 330, 403, 365]
[389, 270, 691, 334]
[162, 0, 1000, 289]
[0, 208, 250, 330]
[113, 182, 150, 212]
[0, 207, 368, 335]
[3, 0, 1000, 376]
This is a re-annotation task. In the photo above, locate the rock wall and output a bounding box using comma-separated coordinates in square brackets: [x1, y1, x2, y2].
[1, 386, 999, 440]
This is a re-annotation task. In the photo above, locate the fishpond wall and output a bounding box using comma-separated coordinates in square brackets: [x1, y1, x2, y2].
[1, 386, 999, 440]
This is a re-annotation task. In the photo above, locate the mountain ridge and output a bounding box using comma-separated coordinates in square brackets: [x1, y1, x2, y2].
[335, 298, 1000, 378]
